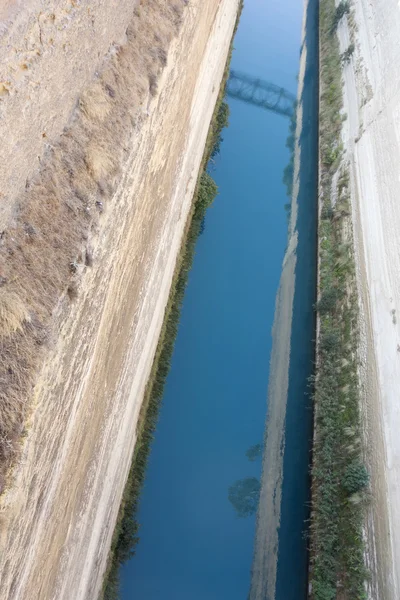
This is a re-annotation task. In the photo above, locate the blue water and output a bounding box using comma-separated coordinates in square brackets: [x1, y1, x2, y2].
[121, 1, 309, 598]
[275, 1, 319, 598]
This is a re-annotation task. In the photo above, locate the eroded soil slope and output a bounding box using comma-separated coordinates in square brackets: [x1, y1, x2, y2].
[0, 0, 137, 230]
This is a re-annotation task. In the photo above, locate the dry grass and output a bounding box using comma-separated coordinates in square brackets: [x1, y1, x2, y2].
[79, 83, 112, 122]
[0, 290, 30, 337]
[0, 0, 187, 492]
[86, 144, 118, 180]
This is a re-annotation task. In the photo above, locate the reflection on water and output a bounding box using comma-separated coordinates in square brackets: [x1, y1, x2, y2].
[121, 1, 309, 598]
[275, 0, 319, 598]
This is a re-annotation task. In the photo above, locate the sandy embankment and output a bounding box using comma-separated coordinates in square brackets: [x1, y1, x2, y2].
[0, 0, 240, 598]
[337, 1, 400, 597]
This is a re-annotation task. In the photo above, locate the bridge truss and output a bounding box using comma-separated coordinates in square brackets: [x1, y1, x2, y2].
[226, 70, 296, 118]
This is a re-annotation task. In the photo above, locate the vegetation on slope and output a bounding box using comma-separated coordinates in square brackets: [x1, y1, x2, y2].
[310, 1, 369, 599]
[101, 5, 244, 598]
[0, 0, 187, 492]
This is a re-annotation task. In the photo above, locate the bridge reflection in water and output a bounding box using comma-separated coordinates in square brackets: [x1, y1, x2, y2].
[227, 70, 296, 118]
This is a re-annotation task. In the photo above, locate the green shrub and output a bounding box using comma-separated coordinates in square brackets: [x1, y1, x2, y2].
[195, 172, 218, 213]
[341, 43, 355, 65]
[323, 144, 342, 167]
[211, 101, 230, 159]
[332, 1, 350, 30]
[316, 286, 341, 313]
[321, 206, 334, 220]
[313, 581, 336, 600]
[320, 330, 340, 352]
[343, 462, 369, 495]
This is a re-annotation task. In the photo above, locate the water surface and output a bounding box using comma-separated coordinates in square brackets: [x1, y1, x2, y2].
[121, 1, 307, 598]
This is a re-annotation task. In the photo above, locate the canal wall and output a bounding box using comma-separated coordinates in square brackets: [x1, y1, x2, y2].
[310, 0, 391, 598]
[0, 1, 240, 598]
[332, 0, 400, 597]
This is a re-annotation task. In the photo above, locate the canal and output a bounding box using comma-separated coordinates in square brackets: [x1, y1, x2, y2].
[121, 1, 318, 598]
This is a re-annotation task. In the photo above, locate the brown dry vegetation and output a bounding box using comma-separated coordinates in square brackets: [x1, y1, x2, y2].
[0, 0, 187, 490]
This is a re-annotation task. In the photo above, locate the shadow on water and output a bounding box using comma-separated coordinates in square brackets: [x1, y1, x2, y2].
[275, 0, 319, 598]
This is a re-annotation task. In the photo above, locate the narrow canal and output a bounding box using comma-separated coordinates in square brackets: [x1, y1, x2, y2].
[121, 1, 318, 598]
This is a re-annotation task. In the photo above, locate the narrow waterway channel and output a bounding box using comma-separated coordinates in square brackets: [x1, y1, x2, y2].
[121, 1, 317, 598]
[271, 1, 319, 598]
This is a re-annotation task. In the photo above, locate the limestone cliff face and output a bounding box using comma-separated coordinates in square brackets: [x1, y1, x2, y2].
[0, 1, 240, 598]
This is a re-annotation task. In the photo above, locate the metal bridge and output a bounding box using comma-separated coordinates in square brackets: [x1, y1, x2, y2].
[226, 70, 296, 118]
